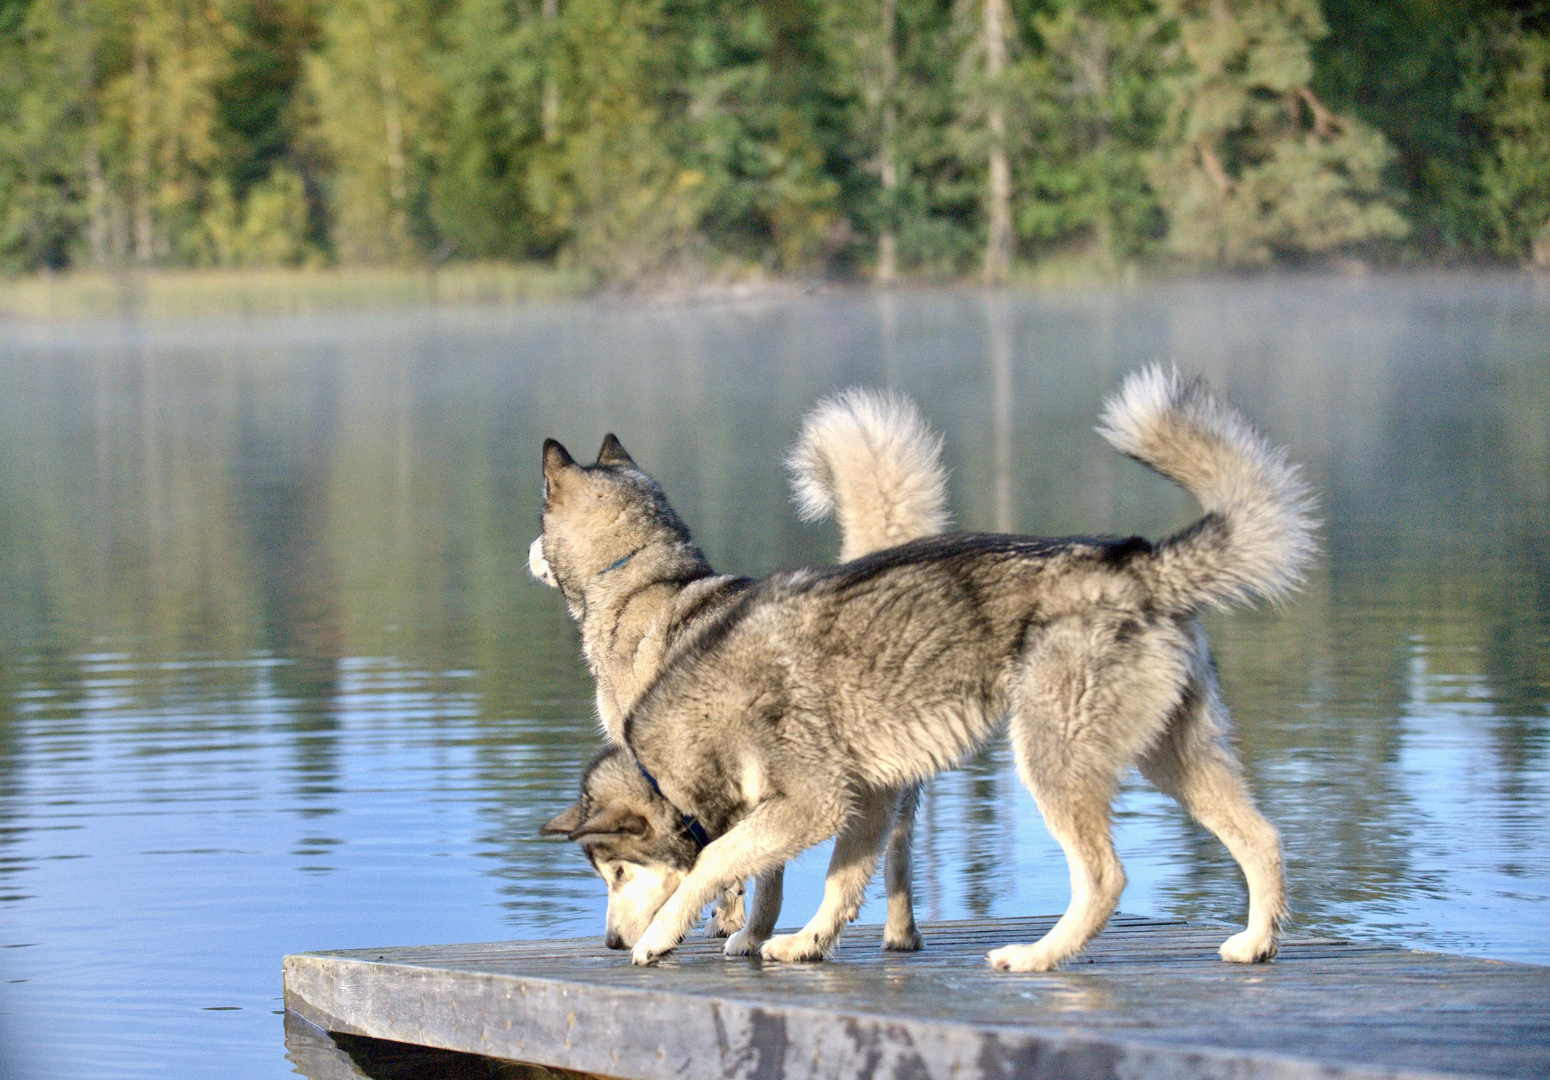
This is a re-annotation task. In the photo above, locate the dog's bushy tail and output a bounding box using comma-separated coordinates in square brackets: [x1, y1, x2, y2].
[1097, 366, 1318, 615]
[788, 388, 950, 561]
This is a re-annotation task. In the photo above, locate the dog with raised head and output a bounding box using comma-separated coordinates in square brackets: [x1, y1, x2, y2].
[531, 389, 949, 954]
[539, 368, 1316, 971]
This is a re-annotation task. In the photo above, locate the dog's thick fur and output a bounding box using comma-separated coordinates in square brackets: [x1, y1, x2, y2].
[542, 368, 1316, 971]
[533, 389, 948, 953]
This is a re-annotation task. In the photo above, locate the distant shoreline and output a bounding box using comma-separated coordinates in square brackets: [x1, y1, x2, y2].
[1, 260, 1541, 322]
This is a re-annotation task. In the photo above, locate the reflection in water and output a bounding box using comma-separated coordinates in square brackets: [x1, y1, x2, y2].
[234, 359, 344, 817]
[0, 276, 1546, 1080]
[986, 294, 1016, 535]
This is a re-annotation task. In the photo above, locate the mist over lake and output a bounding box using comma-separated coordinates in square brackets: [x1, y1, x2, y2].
[1, 273, 1547, 1079]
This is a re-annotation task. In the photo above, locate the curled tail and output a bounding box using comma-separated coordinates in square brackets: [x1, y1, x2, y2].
[787, 388, 950, 560]
[1097, 366, 1318, 615]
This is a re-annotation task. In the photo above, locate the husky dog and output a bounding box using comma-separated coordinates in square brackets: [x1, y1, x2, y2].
[541, 368, 1316, 971]
[531, 390, 949, 954]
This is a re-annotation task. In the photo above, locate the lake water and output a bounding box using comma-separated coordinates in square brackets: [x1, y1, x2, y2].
[1, 274, 1547, 1080]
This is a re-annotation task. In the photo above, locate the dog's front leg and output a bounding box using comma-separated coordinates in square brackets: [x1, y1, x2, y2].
[761, 786, 895, 962]
[632, 799, 817, 966]
[724, 865, 783, 956]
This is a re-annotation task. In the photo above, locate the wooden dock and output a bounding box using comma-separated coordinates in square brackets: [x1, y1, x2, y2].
[283, 914, 1550, 1080]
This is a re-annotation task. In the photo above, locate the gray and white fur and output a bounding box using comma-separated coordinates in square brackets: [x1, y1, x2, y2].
[544, 367, 1316, 971]
[533, 389, 949, 954]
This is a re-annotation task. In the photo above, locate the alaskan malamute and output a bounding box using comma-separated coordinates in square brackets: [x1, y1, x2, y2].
[530, 390, 950, 954]
[537, 368, 1316, 970]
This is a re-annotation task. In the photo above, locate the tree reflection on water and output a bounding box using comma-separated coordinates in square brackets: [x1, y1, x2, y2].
[0, 275, 1545, 1079]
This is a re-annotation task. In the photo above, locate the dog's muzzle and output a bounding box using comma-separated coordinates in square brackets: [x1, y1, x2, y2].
[529, 537, 557, 587]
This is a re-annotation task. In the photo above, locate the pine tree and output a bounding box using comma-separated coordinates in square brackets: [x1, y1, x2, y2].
[1477, 25, 1550, 266]
[1150, 0, 1408, 266]
[677, 0, 845, 276]
[818, 0, 899, 279]
[1014, 0, 1168, 270]
[820, 0, 972, 278]
[523, 0, 703, 281]
[427, 0, 547, 260]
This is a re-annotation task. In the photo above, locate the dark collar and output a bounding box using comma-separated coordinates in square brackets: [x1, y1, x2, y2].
[599, 548, 641, 576]
[635, 760, 710, 850]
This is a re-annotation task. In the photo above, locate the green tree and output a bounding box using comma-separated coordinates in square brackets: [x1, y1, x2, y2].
[678, 0, 845, 276]
[818, 0, 898, 278]
[1013, 0, 1168, 270]
[0, 0, 92, 269]
[1150, 0, 1408, 267]
[1313, 0, 1496, 256]
[1476, 25, 1550, 265]
[426, 0, 547, 260]
[306, 0, 443, 262]
[97, 0, 232, 263]
[890, 0, 980, 276]
[528, 0, 703, 281]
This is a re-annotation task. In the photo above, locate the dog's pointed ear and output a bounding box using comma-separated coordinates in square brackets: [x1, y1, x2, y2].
[539, 801, 585, 837]
[596, 434, 635, 468]
[543, 439, 576, 478]
[567, 803, 649, 841]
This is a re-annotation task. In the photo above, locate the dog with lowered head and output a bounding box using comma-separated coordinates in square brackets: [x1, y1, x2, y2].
[539, 368, 1316, 971]
[531, 390, 949, 954]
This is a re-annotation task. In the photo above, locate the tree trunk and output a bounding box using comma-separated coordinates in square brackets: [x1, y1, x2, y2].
[85, 137, 109, 267]
[132, 25, 154, 263]
[877, 0, 898, 283]
[366, 0, 409, 255]
[542, 0, 560, 142]
[982, 0, 1011, 284]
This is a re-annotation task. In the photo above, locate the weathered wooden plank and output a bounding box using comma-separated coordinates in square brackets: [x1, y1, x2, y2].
[284, 915, 1550, 1080]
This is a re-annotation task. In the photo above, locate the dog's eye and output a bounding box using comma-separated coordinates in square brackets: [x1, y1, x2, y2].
[613, 865, 626, 883]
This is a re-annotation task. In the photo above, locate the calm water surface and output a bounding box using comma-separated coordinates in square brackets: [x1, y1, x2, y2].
[1, 275, 1548, 1080]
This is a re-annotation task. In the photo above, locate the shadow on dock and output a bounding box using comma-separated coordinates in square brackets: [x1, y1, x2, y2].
[286, 1010, 604, 1080]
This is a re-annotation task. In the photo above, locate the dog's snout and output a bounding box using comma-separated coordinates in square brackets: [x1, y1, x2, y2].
[604, 930, 626, 950]
[528, 536, 557, 587]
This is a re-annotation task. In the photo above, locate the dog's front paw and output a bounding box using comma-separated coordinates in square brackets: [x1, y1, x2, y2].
[723, 926, 767, 957]
[1219, 930, 1277, 964]
[882, 923, 924, 952]
[631, 924, 681, 966]
[987, 944, 1060, 972]
[760, 933, 828, 963]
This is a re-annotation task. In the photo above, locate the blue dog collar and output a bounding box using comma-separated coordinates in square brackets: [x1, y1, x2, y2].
[636, 760, 711, 850]
[600, 549, 639, 575]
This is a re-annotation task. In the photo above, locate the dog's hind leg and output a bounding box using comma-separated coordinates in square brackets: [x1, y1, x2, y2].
[761, 786, 896, 962]
[989, 616, 1188, 972]
[705, 882, 747, 938]
[724, 865, 783, 956]
[633, 797, 835, 966]
[987, 779, 1124, 973]
[882, 782, 924, 951]
[1139, 660, 1285, 963]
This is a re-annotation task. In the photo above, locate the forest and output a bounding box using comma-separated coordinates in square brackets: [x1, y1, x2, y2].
[2, 0, 1548, 284]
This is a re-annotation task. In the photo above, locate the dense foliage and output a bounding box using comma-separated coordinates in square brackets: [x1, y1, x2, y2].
[1, 0, 1547, 279]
